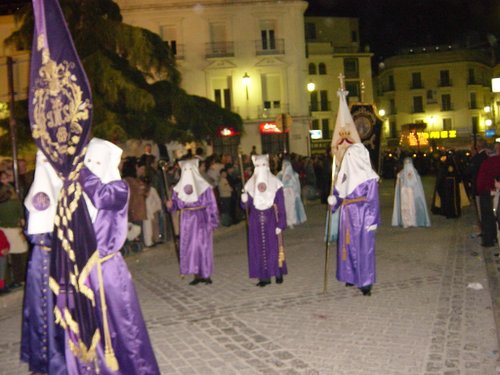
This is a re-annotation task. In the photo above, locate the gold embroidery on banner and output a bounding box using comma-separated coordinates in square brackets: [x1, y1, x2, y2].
[49, 276, 60, 295]
[31, 42, 90, 165]
[33, 36, 101, 367]
[37, 34, 45, 51]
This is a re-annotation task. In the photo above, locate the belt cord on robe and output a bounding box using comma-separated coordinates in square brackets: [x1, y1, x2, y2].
[273, 204, 285, 268]
[340, 197, 367, 262]
[97, 252, 119, 371]
[180, 206, 207, 211]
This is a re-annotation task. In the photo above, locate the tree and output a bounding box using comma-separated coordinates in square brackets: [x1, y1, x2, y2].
[2, 0, 242, 150]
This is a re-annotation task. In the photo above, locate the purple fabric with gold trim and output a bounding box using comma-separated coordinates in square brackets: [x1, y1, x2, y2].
[29, 0, 100, 369]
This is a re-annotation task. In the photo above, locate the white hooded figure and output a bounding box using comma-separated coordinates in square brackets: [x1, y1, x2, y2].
[392, 157, 431, 228]
[79, 137, 161, 374]
[277, 159, 307, 228]
[328, 143, 380, 296]
[21, 151, 65, 373]
[168, 159, 219, 284]
[25, 150, 63, 235]
[83, 137, 122, 223]
[241, 155, 287, 287]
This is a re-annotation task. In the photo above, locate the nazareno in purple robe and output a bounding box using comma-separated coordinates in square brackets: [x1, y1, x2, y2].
[80, 167, 160, 375]
[21, 233, 67, 375]
[331, 179, 380, 288]
[241, 188, 288, 280]
[169, 188, 219, 278]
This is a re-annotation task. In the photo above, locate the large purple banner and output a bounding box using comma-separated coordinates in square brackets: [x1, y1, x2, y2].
[29, 0, 100, 367]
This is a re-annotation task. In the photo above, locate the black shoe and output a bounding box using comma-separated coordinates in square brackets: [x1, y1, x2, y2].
[275, 276, 283, 284]
[0, 288, 10, 295]
[189, 278, 202, 285]
[345, 283, 354, 287]
[202, 278, 213, 285]
[360, 286, 372, 296]
[481, 242, 495, 248]
[256, 280, 271, 287]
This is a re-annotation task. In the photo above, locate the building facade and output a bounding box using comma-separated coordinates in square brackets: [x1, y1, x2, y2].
[304, 16, 374, 154]
[0, 15, 30, 122]
[375, 46, 496, 150]
[116, 0, 311, 155]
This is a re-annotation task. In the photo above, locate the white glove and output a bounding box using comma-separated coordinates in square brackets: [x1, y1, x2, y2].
[275, 227, 282, 235]
[241, 192, 248, 203]
[327, 195, 337, 206]
[367, 224, 377, 232]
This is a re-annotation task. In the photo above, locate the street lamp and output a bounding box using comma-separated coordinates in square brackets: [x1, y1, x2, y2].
[306, 81, 316, 156]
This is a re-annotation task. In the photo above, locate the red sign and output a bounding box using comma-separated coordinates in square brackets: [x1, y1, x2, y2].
[217, 127, 239, 137]
[259, 122, 288, 134]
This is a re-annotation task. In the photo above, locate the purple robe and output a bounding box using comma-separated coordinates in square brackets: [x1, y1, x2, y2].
[169, 188, 219, 278]
[242, 188, 287, 279]
[21, 233, 67, 375]
[332, 179, 380, 288]
[80, 168, 160, 375]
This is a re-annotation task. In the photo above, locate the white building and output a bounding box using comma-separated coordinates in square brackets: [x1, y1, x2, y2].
[116, 0, 311, 155]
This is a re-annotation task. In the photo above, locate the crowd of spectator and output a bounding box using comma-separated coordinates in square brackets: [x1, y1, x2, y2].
[1, 138, 499, 294]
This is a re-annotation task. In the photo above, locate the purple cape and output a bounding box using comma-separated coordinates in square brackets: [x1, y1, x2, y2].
[242, 188, 287, 279]
[80, 167, 161, 375]
[332, 179, 380, 287]
[169, 188, 219, 278]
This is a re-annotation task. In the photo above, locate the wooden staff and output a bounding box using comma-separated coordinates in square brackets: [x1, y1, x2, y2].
[158, 160, 180, 263]
[323, 154, 337, 293]
[324, 73, 345, 293]
[238, 153, 249, 226]
[273, 204, 286, 269]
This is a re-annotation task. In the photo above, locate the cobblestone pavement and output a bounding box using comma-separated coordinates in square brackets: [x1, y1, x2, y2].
[1, 177, 500, 374]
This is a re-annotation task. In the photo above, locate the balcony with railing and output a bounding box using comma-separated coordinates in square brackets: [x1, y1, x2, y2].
[255, 39, 285, 56]
[437, 79, 452, 87]
[440, 104, 454, 112]
[467, 77, 481, 85]
[205, 42, 235, 58]
[257, 103, 289, 119]
[309, 101, 332, 112]
[409, 82, 424, 90]
[411, 106, 425, 114]
[381, 84, 396, 93]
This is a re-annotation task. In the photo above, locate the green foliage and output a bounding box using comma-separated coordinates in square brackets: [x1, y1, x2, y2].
[3, 0, 242, 150]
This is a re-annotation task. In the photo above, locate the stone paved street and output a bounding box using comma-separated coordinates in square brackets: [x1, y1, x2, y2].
[1, 177, 500, 374]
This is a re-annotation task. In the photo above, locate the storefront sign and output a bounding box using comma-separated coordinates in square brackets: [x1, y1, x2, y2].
[260, 122, 283, 134]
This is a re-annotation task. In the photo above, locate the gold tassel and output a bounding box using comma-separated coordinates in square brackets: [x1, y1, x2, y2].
[97, 259, 119, 372]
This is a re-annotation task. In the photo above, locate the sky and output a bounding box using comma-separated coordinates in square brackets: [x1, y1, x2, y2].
[305, 0, 500, 61]
[2, 0, 498, 62]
